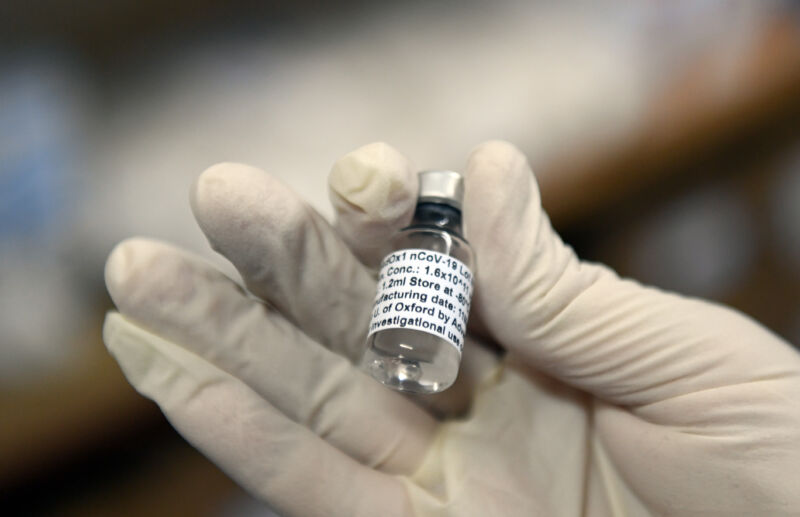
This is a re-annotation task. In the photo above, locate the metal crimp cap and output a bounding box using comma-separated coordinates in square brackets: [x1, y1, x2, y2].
[417, 170, 464, 210]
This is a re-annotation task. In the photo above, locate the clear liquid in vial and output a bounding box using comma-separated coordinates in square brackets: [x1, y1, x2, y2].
[361, 219, 474, 394]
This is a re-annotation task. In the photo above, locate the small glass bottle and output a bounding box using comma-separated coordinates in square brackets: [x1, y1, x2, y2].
[361, 171, 475, 394]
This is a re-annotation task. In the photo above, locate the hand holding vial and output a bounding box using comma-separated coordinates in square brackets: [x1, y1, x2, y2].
[103, 141, 800, 516]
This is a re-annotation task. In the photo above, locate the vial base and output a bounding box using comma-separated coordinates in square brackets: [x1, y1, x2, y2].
[361, 328, 460, 394]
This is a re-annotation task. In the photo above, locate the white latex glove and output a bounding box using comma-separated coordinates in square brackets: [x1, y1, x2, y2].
[103, 141, 800, 516]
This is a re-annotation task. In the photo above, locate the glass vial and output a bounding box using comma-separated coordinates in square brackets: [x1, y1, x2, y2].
[361, 171, 475, 394]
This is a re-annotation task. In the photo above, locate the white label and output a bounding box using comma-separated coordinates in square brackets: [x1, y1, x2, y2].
[367, 249, 473, 353]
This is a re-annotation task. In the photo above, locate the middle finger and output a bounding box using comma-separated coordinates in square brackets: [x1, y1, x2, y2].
[191, 161, 374, 362]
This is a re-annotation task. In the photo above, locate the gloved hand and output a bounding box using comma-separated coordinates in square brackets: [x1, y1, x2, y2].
[103, 141, 800, 516]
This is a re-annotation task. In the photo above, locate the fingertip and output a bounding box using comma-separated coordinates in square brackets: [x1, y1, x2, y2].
[467, 139, 523, 163]
[105, 239, 133, 300]
[105, 237, 160, 308]
[102, 310, 125, 352]
[102, 311, 159, 381]
[102, 312, 158, 391]
[328, 142, 418, 266]
[102, 310, 230, 412]
[465, 140, 537, 202]
[191, 162, 308, 274]
[105, 237, 202, 320]
[191, 162, 268, 237]
[328, 142, 416, 220]
[463, 140, 540, 246]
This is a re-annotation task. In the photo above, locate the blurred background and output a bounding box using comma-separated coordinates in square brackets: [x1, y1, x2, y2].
[2, 0, 800, 514]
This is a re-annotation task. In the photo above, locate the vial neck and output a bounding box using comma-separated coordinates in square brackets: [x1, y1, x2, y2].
[407, 202, 464, 237]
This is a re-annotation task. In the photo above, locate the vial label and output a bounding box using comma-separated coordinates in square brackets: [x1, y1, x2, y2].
[368, 249, 473, 353]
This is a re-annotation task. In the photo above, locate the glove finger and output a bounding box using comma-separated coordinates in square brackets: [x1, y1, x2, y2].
[103, 313, 414, 517]
[328, 142, 418, 268]
[191, 162, 374, 361]
[105, 238, 436, 474]
[463, 141, 800, 409]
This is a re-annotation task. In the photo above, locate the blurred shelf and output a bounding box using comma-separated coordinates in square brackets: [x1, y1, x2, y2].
[0, 314, 158, 488]
[0, 0, 367, 61]
[1, 311, 245, 514]
[540, 19, 800, 229]
[58, 440, 241, 517]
